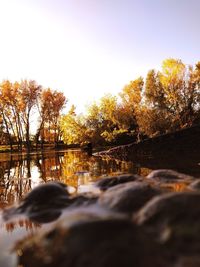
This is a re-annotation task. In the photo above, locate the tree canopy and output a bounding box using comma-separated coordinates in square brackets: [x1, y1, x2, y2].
[1, 58, 200, 150]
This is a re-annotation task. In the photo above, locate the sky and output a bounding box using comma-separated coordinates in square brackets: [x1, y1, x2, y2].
[0, 0, 200, 113]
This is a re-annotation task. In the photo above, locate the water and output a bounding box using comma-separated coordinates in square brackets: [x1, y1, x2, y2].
[0, 149, 200, 207]
[0, 149, 200, 266]
[0, 149, 143, 207]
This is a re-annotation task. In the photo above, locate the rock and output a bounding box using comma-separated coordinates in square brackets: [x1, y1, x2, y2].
[135, 192, 200, 226]
[134, 191, 200, 254]
[175, 256, 200, 267]
[95, 174, 141, 191]
[3, 182, 97, 223]
[20, 182, 70, 209]
[98, 181, 160, 214]
[16, 217, 166, 267]
[188, 179, 200, 190]
[147, 169, 194, 182]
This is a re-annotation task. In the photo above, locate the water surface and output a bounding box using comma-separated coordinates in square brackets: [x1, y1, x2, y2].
[0, 148, 200, 266]
[0, 149, 144, 206]
[0, 149, 200, 207]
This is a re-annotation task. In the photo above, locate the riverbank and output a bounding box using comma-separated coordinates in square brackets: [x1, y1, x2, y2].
[0, 143, 80, 153]
[97, 124, 200, 161]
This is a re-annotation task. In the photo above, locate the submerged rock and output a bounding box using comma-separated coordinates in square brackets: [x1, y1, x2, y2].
[98, 181, 160, 214]
[147, 169, 194, 182]
[95, 174, 141, 191]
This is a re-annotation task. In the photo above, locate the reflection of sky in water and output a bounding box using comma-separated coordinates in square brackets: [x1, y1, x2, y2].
[30, 166, 45, 189]
[0, 149, 199, 207]
[0, 149, 199, 266]
[0, 149, 142, 261]
[0, 150, 142, 206]
[0, 213, 39, 267]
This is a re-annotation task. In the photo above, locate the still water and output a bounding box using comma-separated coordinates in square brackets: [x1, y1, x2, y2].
[0, 149, 148, 207]
[0, 149, 200, 207]
[0, 149, 200, 266]
[0, 149, 146, 267]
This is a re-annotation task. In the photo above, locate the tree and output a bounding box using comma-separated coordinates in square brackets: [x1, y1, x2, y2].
[0, 79, 67, 151]
[141, 58, 200, 137]
[160, 58, 200, 128]
[83, 102, 105, 145]
[20, 80, 42, 152]
[60, 105, 88, 145]
[98, 94, 119, 142]
[137, 69, 171, 136]
[51, 90, 66, 145]
[145, 70, 165, 109]
[119, 77, 143, 140]
[0, 80, 22, 149]
[37, 88, 66, 147]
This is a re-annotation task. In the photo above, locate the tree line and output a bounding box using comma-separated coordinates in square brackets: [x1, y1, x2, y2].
[1, 58, 200, 150]
[0, 80, 66, 151]
[60, 58, 200, 146]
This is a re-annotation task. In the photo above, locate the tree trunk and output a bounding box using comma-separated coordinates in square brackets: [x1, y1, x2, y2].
[1, 111, 13, 150]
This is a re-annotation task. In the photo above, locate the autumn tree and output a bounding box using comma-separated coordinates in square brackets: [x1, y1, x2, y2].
[35, 89, 50, 148]
[98, 94, 119, 142]
[37, 88, 66, 146]
[139, 58, 200, 137]
[83, 94, 127, 144]
[0, 79, 67, 150]
[19, 80, 42, 152]
[119, 77, 143, 140]
[51, 90, 66, 145]
[0, 81, 13, 149]
[60, 105, 88, 145]
[84, 102, 104, 145]
[0, 80, 23, 149]
[136, 70, 171, 136]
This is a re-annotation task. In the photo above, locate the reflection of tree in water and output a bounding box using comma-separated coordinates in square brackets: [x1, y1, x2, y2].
[0, 155, 32, 205]
[62, 151, 140, 190]
[0, 150, 147, 205]
[5, 219, 40, 233]
[0, 152, 65, 206]
[34, 151, 64, 182]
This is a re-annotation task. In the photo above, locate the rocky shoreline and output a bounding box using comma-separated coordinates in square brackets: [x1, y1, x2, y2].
[2, 169, 200, 267]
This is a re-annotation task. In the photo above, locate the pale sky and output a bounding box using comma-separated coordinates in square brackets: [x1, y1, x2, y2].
[0, 0, 200, 113]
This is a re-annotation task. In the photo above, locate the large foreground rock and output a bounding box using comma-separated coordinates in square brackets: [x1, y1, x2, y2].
[16, 217, 166, 267]
[134, 191, 200, 253]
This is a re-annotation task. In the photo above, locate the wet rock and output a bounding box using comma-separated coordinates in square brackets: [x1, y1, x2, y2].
[188, 179, 200, 190]
[95, 174, 141, 191]
[3, 182, 97, 223]
[16, 217, 166, 267]
[20, 182, 70, 209]
[134, 191, 200, 253]
[147, 169, 194, 182]
[175, 256, 200, 267]
[135, 192, 200, 226]
[98, 181, 160, 214]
